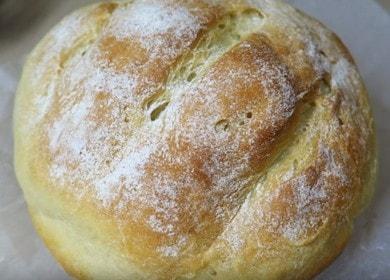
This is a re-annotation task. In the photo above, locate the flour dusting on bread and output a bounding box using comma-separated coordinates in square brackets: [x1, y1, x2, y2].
[14, 0, 375, 278]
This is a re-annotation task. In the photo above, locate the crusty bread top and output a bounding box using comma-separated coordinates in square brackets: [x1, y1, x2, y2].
[14, 0, 376, 278]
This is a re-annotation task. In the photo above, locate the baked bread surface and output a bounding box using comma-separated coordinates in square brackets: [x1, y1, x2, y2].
[14, 0, 377, 279]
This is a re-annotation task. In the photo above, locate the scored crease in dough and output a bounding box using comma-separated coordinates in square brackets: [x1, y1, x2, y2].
[13, 0, 377, 279]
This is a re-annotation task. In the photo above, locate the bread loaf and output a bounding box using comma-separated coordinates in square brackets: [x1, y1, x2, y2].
[14, 0, 377, 279]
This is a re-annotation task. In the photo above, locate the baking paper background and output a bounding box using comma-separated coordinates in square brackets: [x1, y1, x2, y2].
[0, 0, 389, 279]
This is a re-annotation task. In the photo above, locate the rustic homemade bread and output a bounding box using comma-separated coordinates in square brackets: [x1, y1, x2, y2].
[14, 0, 377, 279]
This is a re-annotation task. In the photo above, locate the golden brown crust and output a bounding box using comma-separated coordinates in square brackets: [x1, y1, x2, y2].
[14, 0, 377, 279]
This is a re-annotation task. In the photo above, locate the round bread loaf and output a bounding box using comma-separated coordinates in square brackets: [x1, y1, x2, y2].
[14, 0, 377, 279]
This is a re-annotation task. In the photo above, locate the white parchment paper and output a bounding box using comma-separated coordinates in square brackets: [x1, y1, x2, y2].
[0, 1, 389, 279]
